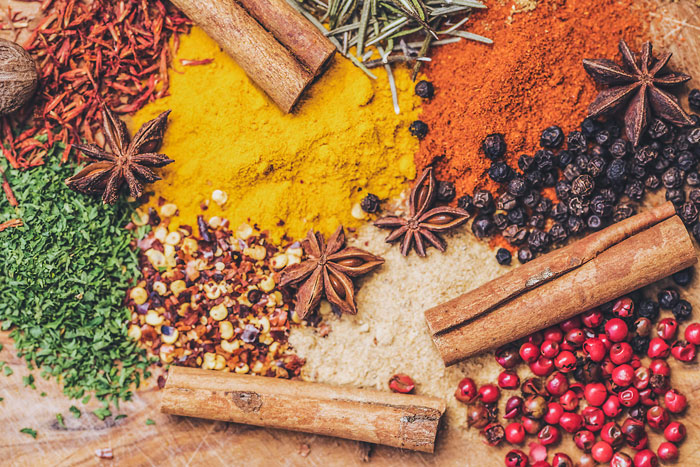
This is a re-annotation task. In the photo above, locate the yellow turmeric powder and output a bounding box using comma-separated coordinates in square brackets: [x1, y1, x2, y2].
[131, 27, 421, 241]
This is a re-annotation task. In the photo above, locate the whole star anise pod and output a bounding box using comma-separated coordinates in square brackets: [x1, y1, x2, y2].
[65, 106, 174, 204]
[374, 167, 470, 256]
[583, 39, 693, 147]
[279, 226, 384, 319]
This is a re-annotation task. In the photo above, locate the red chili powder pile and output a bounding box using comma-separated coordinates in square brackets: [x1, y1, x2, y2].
[415, 0, 649, 196]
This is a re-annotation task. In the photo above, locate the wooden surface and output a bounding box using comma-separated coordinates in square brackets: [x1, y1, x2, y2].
[3, 1, 700, 466]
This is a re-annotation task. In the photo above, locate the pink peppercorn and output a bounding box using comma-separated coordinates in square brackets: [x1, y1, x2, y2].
[543, 326, 564, 343]
[478, 384, 500, 404]
[545, 372, 569, 397]
[520, 342, 540, 363]
[657, 442, 679, 462]
[574, 429, 595, 452]
[611, 364, 635, 387]
[559, 390, 579, 412]
[530, 356, 554, 377]
[602, 395, 622, 418]
[647, 338, 671, 358]
[645, 405, 669, 431]
[600, 421, 623, 448]
[540, 339, 560, 358]
[664, 389, 687, 413]
[564, 328, 585, 347]
[610, 452, 633, 467]
[619, 387, 640, 407]
[612, 297, 634, 318]
[610, 342, 633, 364]
[499, 371, 521, 389]
[454, 377, 478, 403]
[505, 449, 529, 467]
[633, 367, 651, 390]
[537, 424, 561, 446]
[605, 318, 628, 342]
[670, 340, 696, 362]
[684, 322, 700, 345]
[591, 441, 613, 463]
[581, 406, 605, 432]
[544, 402, 564, 425]
[584, 382, 607, 406]
[505, 422, 526, 444]
[656, 318, 678, 341]
[664, 421, 686, 443]
[554, 351, 577, 373]
[559, 412, 583, 433]
[583, 337, 606, 362]
[559, 316, 582, 332]
[649, 359, 670, 376]
[633, 449, 658, 467]
[581, 308, 603, 328]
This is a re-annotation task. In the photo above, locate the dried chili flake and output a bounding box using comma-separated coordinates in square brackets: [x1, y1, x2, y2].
[127, 207, 306, 379]
[2, 0, 190, 169]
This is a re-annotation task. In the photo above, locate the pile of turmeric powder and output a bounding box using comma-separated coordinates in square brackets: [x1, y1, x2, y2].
[131, 27, 420, 241]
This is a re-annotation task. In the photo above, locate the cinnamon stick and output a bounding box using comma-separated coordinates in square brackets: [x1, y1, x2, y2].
[170, 0, 313, 112]
[236, 0, 335, 75]
[425, 206, 696, 366]
[161, 366, 446, 453]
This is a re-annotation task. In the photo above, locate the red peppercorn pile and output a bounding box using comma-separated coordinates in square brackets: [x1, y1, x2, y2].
[456, 270, 697, 466]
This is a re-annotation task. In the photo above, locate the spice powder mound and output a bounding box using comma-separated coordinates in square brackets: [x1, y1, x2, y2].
[126, 209, 306, 379]
[415, 0, 648, 197]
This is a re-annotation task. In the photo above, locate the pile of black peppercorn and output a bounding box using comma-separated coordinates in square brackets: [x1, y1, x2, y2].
[459, 102, 700, 264]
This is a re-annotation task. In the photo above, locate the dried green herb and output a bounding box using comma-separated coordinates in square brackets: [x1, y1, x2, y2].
[23, 374, 35, 389]
[69, 406, 81, 418]
[0, 146, 151, 409]
[3, 365, 12, 376]
[56, 413, 66, 428]
[115, 414, 127, 421]
[20, 428, 37, 439]
[145, 418, 155, 425]
[93, 406, 112, 420]
[289, 0, 491, 111]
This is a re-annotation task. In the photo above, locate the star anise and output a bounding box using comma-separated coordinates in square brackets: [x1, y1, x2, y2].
[279, 226, 384, 319]
[65, 106, 174, 204]
[374, 167, 470, 256]
[583, 39, 693, 147]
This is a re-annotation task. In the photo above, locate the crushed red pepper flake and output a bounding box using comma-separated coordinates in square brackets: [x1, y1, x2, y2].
[1, 0, 190, 169]
[126, 208, 307, 379]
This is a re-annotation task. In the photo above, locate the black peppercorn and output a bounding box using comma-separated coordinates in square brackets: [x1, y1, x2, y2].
[587, 155, 607, 178]
[613, 203, 635, 222]
[688, 128, 700, 146]
[409, 120, 429, 139]
[493, 211, 508, 230]
[674, 133, 691, 151]
[568, 196, 590, 217]
[523, 190, 541, 209]
[503, 224, 529, 245]
[662, 167, 683, 189]
[595, 129, 612, 146]
[634, 144, 659, 166]
[599, 188, 618, 204]
[436, 180, 456, 202]
[663, 145, 678, 161]
[542, 170, 557, 187]
[473, 189, 495, 213]
[575, 153, 591, 171]
[624, 180, 645, 201]
[630, 335, 650, 354]
[647, 118, 670, 140]
[497, 192, 518, 211]
[507, 177, 528, 198]
[507, 206, 527, 226]
[525, 169, 544, 188]
[517, 247, 533, 264]
[606, 159, 628, 184]
[571, 175, 594, 197]
[529, 214, 545, 229]
[551, 203, 569, 223]
[555, 180, 572, 201]
[678, 201, 699, 225]
[590, 195, 613, 217]
[496, 248, 512, 265]
[548, 223, 568, 243]
[360, 193, 380, 213]
[687, 171, 700, 187]
[482, 133, 507, 160]
[665, 188, 685, 207]
[658, 287, 680, 309]
[638, 299, 660, 321]
[581, 117, 600, 137]
[566, 215, 584, 235]
[563, 164, 582, 182]
[534, 197, 552, 215]
[567, 130, 588, 154]
[672, 267, 694, 287]
[540, 126, 564, 148]
[558, 150, 575, 168]
[534, 150, 555, 171]
[587, 214, 603, 231]
[457, 194, 476, 213]
[645, 174, 662, 190]
[609, 139, 628, 158]
[528, 229, 550, 252]
[672, 299, 692, 322]
[590, 144, 608, 160]
[690, 189, 700, 206]
[689, 89, 700, 111]
[488, 161, 513, 183]
[518, 154, 535, 172]
[629, 163, 646, 181]
[414, 80, 434, 99]
[676, 152, 696, 173]
[472, 215, 495, 238]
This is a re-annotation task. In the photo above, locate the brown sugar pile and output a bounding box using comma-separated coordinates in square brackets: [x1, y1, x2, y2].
[415, 0, 649, 197]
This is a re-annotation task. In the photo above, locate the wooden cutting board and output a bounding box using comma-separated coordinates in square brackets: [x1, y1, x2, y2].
[2, 1, 700, 465]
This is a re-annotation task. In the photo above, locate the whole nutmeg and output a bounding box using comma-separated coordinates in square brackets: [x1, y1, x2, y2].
[0, 38, 37, 115]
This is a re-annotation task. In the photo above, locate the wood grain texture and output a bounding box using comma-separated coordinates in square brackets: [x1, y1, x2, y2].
[170, 0, 313, 112]
[2, 1, 700, 466]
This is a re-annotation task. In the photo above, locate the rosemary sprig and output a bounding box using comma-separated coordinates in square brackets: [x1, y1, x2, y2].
[287, 0, 491, 113]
